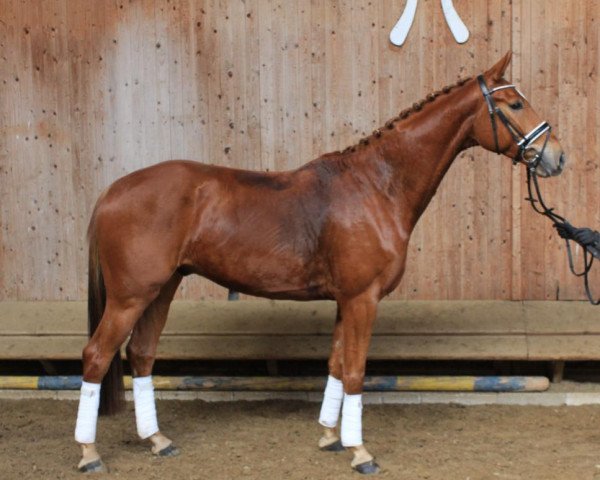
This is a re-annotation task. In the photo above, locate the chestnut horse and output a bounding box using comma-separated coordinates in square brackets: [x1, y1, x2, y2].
[75, 52, 565, 474]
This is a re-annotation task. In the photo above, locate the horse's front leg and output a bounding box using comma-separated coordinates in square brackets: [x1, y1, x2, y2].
[339, 294, 380, 474]
[318, 308, 345, 451]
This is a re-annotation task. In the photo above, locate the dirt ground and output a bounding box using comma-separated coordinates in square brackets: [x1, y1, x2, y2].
[2, 399, 600, 480]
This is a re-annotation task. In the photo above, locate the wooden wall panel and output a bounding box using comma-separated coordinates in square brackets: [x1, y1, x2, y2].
[392, 0, 514, 300]
[515, 0, 600, 300]
[0, 0, 598, 302]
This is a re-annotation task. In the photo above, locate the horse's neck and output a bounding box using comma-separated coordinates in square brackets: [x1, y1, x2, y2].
[383, 83, 480, 229]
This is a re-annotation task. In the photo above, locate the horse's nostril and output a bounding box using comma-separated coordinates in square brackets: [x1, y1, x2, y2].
[559, 153, 566, 170]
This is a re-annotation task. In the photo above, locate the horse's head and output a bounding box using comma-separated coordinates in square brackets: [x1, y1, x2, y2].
[472, 51, 566, 177]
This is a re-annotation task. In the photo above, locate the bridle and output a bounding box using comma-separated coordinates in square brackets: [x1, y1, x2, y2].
[477, 74, 600, 305]
[477, 74, 551, 167]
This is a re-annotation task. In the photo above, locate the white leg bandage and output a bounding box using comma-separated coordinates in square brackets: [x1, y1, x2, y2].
[318, 375, 344, 428]
[133, 376, 159, 439]
[75, 381, 101, 444]
[341, 393, 363, 447]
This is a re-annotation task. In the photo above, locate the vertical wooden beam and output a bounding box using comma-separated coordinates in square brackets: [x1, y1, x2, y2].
[551, 361, 565, 383]
[511, 0, 523, 300]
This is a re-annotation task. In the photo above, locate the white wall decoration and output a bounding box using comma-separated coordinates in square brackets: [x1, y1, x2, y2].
[390, 0, 470, 46]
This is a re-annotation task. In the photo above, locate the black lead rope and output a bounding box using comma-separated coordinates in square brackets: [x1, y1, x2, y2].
[525, 168, 600, 305]
[478, 74, 600, 305]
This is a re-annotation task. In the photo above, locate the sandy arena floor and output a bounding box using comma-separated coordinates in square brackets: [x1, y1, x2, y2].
[2, 399, 600, 480]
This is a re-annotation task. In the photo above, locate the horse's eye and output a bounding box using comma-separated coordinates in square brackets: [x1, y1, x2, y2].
[510, 101, 524, 110]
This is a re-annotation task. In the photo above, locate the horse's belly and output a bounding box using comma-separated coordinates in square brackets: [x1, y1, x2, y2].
[182, 243, 329, 300]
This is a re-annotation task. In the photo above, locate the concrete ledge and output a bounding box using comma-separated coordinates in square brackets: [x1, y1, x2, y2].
[3, 389, 600, 406]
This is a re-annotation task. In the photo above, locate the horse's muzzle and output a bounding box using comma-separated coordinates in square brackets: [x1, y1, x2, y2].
[536, 150, 566, 177]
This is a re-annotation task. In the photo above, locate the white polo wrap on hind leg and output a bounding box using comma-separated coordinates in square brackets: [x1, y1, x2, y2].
[75, 381, 101, 444]
[341, 393, 363, 447]
[318, 375, 344, 428]
[133, 375, 159, 439]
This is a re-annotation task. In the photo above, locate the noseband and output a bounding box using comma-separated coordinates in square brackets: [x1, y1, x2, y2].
[477, 75, 551, 168]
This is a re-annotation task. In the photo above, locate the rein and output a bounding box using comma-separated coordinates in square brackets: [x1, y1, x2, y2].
[477, 75, 600, 305]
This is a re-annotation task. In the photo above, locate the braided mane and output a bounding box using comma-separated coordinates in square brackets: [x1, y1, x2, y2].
[341, 76, 473, 154]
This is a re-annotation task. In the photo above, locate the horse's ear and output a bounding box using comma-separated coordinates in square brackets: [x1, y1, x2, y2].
[486, 51, 512, 81]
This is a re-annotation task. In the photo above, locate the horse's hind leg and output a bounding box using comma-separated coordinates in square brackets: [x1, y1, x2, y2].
[126, 273, 182, 457]
[77, 294, 156, 472]
[318, 309, 345, 452]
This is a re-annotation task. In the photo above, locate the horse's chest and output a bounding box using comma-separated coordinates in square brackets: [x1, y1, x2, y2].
[324, 218, 409, 297]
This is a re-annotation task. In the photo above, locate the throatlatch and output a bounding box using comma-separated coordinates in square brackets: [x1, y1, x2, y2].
[478, 75, 600, 305]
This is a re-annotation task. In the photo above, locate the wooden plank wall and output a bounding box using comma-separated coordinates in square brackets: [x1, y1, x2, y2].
[0, 0, 598, 302]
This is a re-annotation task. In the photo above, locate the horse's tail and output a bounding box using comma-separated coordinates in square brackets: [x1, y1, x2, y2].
[87, 200, 125, 415]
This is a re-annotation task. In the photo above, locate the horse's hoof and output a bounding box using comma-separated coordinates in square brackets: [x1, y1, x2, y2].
[319, 439, 345, 452]
[157, 444, 180, 457]
[78, 460, 107, 474]
[353, 459, 380, 475]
